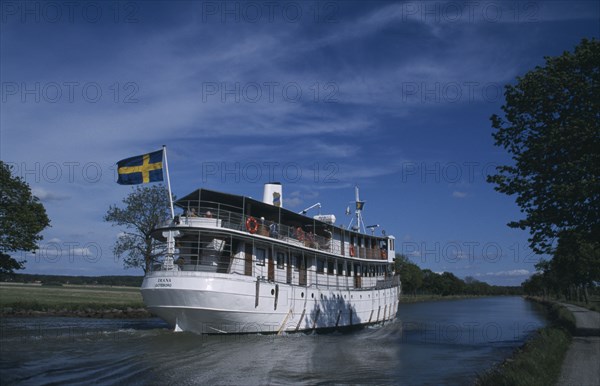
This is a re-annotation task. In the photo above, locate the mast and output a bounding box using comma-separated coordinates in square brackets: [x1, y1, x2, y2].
[163, 145, 175, 219]
[348, 185, 366, 233]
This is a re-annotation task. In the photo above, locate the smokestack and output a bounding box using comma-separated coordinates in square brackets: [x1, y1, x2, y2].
[263, 182, 282, 207]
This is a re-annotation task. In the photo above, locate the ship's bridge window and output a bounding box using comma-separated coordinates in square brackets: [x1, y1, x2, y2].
[256, 248, 266, 266]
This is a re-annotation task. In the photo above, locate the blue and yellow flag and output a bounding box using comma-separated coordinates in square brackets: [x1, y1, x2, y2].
[117, 150, 164, 185]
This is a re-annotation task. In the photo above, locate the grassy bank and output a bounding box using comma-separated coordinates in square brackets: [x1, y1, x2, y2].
[0, 283, 149, 317]
[475, 298, 573, 386]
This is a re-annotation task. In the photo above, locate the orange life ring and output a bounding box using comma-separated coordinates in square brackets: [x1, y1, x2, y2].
[295, 227, 305, 241]
[245, 216, 259, 234]
[349, 245, 355, 257]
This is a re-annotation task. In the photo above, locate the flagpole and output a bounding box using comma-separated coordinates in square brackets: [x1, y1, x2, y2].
[162, 145, 175, 219]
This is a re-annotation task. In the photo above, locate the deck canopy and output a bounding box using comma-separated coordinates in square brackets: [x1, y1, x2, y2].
[175, 188, 330, 235]
[174, 188, 386, 242]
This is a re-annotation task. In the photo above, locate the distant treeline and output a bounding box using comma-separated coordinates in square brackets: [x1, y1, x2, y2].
[0, 273, 143, 287]
[395, 254, 522, 296]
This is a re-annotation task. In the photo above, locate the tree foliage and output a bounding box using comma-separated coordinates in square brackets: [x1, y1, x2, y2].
[487, 38, 600, 254]
[394, 254, 423, 295]
[104, 185, 171, 273]
[0, 161, 50, 274]
[522, 232, 599, 302]
[394, 254, 519, 296]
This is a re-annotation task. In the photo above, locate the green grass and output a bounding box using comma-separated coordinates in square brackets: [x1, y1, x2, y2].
[476, 327, 571, 386]
[0, 283, 145, 312]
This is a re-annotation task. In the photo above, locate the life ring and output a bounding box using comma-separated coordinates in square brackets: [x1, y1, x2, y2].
[349, 245, 355, 257]
[380, 249, 387, 259]
[295, 227, 305, 241]
[246, 216, 259, 234]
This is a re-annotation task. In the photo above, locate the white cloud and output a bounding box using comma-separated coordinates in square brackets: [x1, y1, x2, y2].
[32, 187, 70, 202]
[481, 269, 530, 277]
[452, 191, 467, 198]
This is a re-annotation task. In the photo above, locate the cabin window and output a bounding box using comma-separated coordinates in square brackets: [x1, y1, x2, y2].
[317, 258, 325, 274]
[276, 251, 285, 269]
[337, 262, 344, 276]
[293, 254, 301, 271]
[327, 260, 334, 275]
[256, 248, 266, 266]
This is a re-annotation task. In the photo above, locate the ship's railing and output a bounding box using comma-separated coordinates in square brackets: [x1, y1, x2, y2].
[166, 202, 386, 260]
[149, 233, 397, 291]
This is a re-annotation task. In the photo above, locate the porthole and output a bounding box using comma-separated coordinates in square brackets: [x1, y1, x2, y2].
[271, 289, 275, 295]
[311, 293, 314, 299]
[301, 292, 304, 298]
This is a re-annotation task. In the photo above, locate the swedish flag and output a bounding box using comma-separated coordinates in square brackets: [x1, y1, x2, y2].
[117, 150, 164, 185]
[356, 201, 365, 211]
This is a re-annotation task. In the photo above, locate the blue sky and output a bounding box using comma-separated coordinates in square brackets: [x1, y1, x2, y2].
[1, 1, 598, 285]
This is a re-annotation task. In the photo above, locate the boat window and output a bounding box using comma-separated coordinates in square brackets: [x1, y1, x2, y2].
[276, 251, 285, 269]
[317, 258, 325, 274]
[256, 248, 266, 266]
[293, 254, 301, 271]
[337, 261, 344, 276]
[327, 260, 334, 275]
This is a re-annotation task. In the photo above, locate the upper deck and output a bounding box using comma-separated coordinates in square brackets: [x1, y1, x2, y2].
[154, 188, 396, 263]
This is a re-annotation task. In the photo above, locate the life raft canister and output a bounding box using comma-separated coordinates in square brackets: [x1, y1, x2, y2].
[246, 216, 259, 234]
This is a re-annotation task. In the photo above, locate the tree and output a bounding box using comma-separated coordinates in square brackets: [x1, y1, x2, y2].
[0, 161, 50, 274]
[104, 185, 171, 273]
[487, 38, 600, 254]
[394, 254, 423, 295]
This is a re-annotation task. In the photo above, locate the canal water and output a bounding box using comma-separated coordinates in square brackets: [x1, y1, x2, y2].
[0, 297, 547, 385]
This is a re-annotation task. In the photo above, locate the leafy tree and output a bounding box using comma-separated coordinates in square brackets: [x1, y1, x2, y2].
[0, 161, 50, 274]
[487, 38, 600, 254]
[104, 185, 172, 273]
[394, 254, 423, 295]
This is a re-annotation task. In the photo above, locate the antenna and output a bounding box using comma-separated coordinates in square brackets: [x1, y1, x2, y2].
[366, 224, 380, 235]
[299, 203, 321, 215]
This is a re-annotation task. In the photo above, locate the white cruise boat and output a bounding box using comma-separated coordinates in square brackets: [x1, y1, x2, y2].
[141, 183, 400, 334]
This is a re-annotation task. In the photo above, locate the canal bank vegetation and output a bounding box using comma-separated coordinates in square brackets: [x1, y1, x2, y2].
[0, 273, 144, 287]
[395, 254, 522, 298]
[476, 298, 576, 386]
[0, 282, 149, 318]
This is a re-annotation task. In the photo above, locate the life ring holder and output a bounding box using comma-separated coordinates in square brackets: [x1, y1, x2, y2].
[295, 227, 305, 242]
[349, 245, 356, 257]
[246, 216, 259, 234]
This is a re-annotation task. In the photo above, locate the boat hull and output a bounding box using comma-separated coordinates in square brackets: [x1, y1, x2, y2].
[142, 271, 400, 334]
